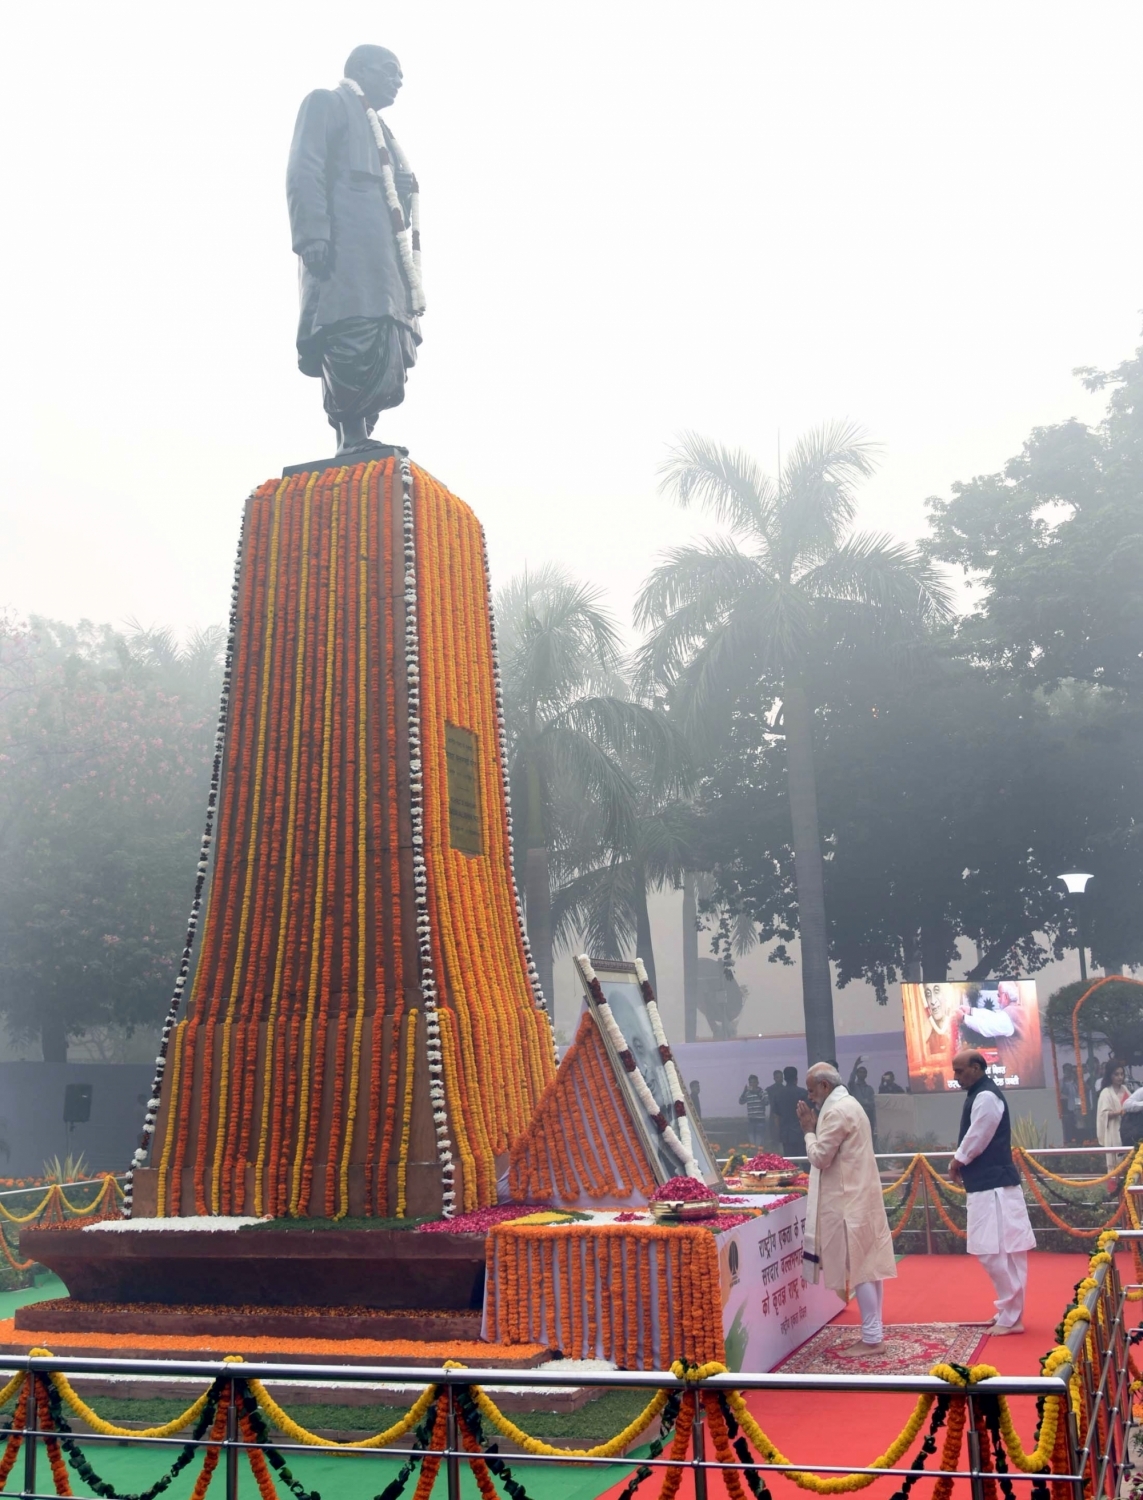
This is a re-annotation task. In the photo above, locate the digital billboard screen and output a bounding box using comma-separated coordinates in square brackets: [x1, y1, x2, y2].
[900, 980, 1044, 1093]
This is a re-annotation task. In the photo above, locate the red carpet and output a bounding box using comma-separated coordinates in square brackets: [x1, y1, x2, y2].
[596, 1250, 1119, 1500]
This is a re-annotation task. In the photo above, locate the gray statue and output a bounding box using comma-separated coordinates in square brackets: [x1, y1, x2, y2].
[287, 46, 424, 456]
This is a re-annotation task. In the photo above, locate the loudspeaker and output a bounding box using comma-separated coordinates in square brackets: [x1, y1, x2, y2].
[63, 1083, 92, 1125]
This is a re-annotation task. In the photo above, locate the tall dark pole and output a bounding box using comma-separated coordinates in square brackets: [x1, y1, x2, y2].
[1077, 895, 1088, 984]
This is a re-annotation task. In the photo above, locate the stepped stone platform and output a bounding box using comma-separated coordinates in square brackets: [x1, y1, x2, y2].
[17, 1223, 490, 1344]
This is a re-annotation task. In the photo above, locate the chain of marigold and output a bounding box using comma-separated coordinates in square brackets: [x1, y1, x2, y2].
[0, 1186, 61, 1225]
[323, 469, 363, 1216]
[726, 1382, 933, 1493]
[437, 1009, 478, 1209]
[403, 462, 455, 1212]
[467, 1380, 668, 1458]
[889, 1168, 924, 1240]
[0, 1228, 36, 1273]
[55, 1177, 121, 1218]
[245, 1376, 435, 1449]
[210, 483, 286, 1214]
[251, 472, 316, 1216]
[419, 483, 495, 1204]
[45, 1369, 209, 1440]
[289, 473, 343, 1215]
[1019, 1159, 1125, 1237]
[230, 477, 304, 1212]
[448, 484, 519, 1183]
[335, 465, 377, 1219]
[0, 1371, 24, 1409]
[308, 466, 352, 1216]
[395, 1006, 419, 1216]
[1018, 1149, 1131, 1190]
[458, 502, 526, 1148]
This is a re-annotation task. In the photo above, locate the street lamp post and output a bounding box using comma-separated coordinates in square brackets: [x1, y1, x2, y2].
[1059, 871, 1094, 983]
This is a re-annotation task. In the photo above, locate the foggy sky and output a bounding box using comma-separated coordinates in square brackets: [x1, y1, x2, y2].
[1, 1, 1140, 638]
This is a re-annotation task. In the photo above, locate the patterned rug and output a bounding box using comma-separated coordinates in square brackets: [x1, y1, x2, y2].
[778, 1322, 987, 1376]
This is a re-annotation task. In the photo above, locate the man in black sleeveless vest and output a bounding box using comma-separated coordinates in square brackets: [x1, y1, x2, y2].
[949, 1049, 1036, 1334]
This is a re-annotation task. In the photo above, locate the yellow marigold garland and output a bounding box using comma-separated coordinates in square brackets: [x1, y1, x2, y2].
[335, 467, 376, 1219]
[247, 1376, 436, 1450]
[46, 1369, 210, 1440]
[289, 474, 343, 1215]
[466, 1379, 668, 1458]
[395, 1006, 419, 1217]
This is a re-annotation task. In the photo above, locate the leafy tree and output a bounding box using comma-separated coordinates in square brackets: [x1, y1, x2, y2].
[0, 619, 223, 1060]
[926, 338, 1143, 693]
[635, 425, 951, 1062]
[693, 655, 1143, 1004]
[495, 567, 677, 1019]
[1045, 979, 1143, 1079]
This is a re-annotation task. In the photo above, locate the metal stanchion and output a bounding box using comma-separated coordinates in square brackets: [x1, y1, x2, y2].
[226, 1375, 239, 1500]
[919, 1165, 935, 1255]
[446, 1383, 461, 1500]
[965, 1394, 986, 1500]
[21, 1376, 36, 1500]
[692, 1397, 708, 1500]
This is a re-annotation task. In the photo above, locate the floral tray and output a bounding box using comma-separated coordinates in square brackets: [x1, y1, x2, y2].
[649, 1200, 718, 1222]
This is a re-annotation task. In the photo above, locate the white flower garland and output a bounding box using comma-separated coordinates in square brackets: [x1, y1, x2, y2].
[341, 78, 426, 317]
[577, 956, 699, 1178]
[478, 526, 558, 1065]
[634, 957, 695, 1160]
[122, 515, 245, 1216]
[402, 457, 455, 1213]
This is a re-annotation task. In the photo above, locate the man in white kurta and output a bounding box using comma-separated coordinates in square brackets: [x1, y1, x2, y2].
[798, 1064, 897, 1354]
[949, 1049, 1036, 1333]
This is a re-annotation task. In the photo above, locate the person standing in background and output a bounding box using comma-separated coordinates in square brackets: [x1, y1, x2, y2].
[879, 1071, 906, 1094]
[949, 1049, 1036, 1334]
[1059, 1064, 1080, 1145]
[776, 1066, 809, 1156]
[689, 1080, 703, 1120]
[738, 1074, 767, 1146]
[1097, 1060, 1130, 1173]
[766, 1069, 785, 1148]
[847, 1059, 879, 1148]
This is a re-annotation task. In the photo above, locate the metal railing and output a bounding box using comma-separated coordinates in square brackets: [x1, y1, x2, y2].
[0, 1324, 1103, 1500]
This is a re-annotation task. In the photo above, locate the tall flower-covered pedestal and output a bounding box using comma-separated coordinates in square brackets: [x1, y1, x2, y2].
[19, 455, 556, 1343]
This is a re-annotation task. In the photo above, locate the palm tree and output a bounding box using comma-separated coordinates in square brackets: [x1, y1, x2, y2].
[551, 766, 695, 994]
[496, 566, 678, 1021]
[635, 423, 952, 1064]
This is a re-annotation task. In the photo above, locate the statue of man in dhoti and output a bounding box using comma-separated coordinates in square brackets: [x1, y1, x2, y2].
[287, 45, 425, 456]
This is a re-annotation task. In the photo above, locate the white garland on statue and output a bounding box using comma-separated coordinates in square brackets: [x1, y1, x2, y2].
[401, 457, 455, 1213]
[577, 956, 699, 1178]
[121, 514, 245, 1216]
[634, 957, 695, 1160]
[479, 526, 558, 1065]
[341, 78, 426, 316]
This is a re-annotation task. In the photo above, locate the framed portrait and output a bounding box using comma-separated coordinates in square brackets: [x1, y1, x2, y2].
[574, 955, 722, 1188]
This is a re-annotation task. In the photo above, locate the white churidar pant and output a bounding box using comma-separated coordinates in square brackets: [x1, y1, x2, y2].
[966, 1184, 1035, 1328]
[977, 1251, 1028, 1328]
[853, 1280, 884, 1343]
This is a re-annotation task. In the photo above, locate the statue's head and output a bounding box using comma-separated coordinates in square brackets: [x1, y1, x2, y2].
[345, 44, 403, 110]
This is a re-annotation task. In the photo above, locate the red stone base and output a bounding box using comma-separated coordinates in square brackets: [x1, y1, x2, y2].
[20, 1224, 487, 1312]
[15, 1298, 484, 1343]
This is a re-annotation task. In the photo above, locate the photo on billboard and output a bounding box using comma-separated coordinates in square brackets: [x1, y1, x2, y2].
[900, 980, 1044, 1093]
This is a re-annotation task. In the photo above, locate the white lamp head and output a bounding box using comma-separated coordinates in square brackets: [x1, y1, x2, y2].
[1059, 872, 1094, 895]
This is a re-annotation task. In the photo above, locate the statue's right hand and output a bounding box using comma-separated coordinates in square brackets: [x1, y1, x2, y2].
[300, 240, 330, 274]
